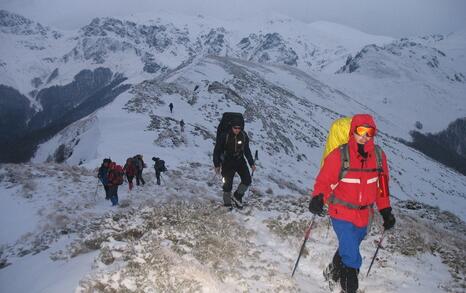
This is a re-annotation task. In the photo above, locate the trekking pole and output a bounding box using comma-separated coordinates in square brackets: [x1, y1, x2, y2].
[160, 173, 167, 185]
[324, 216, 331, 239]
[291, 214, 316, 277]
[207, 172, 220, 186]
[93, 178, 100, 201]
[366, 230, 386, 277]
[246, 150, 259, 199]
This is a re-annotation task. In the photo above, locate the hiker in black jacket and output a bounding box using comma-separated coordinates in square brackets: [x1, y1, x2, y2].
[134, 154, 146, 186]
[213, 117, 256, 208]
[152, 157, 167, 185]
[180, 119, 185, 132]
[97, 158, 111, 199]
[169, 102, 174, 113]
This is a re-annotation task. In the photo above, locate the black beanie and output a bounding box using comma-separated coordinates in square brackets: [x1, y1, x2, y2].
[231, 117, 242, 127]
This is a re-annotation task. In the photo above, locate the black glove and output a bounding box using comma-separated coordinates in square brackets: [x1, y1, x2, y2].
[309, 194, 325, 216]
[380, 207, 396, 230]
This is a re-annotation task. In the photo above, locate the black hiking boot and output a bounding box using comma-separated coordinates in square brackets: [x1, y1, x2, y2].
[232, 191, 243, 209]
[324, 251, 342, 291]
[223, 192, 232, 207]
[324, 264, 339, 291]
[340, 264, 359, 293]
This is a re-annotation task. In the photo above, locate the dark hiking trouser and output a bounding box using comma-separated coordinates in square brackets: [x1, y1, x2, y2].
[155, 170, 161, 185]
[127, 175, 134, 190]
[103, 185, 110, 199]
[136, 170, 145, 185]
[221, 158, 251, 193]
[108, 185, 119, 206]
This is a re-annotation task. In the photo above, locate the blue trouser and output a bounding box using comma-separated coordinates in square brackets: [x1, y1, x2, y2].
[332, 218, 367, 269]
[108, 186, 119, 206]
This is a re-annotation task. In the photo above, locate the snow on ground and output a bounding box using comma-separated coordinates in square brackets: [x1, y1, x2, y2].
[2, 10, 466, 292]
[0, 162, 464, 292]
[33, 54, 466, 221]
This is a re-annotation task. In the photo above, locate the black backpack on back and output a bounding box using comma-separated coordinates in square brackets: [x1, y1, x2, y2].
[155, 159, 167, 172]
[216, 112, 244, 144]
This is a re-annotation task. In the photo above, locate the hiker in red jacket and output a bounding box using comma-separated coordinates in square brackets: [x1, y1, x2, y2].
[124, 158, 137, 190]
[309, 114, 396, 293]
[107, 162, 124, 206]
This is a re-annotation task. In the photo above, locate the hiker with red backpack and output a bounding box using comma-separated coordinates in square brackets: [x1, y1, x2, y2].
[124, 158, 137, 190]
[107, 162, 124, 206]
[309, 114, 396, 293]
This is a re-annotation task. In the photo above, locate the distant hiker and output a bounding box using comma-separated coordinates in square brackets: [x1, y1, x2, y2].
[124, 158, 137, 190]
[309, 114, 396, 293]
[133, 154, 146, 186]
[169, 102, 174, 113]
[213, 113, 256, 209]
[107, 162, 124, 206]
[152, 157, 167, 185]
[180, 119, 185, 132]
[98, 158, 111, 200]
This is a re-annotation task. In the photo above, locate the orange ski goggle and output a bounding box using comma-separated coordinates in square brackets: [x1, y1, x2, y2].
[355, 126, 376, 137]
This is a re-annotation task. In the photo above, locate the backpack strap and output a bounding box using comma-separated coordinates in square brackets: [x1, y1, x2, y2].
[328, 193, 371, 210]
[238, 131, 245, 151]
[224, 133, 229, 148]
[339, 144, 350, 180]
[374, 144, 383, 173]
[330, 144, 384, 212]
[339, 144, 384, 180]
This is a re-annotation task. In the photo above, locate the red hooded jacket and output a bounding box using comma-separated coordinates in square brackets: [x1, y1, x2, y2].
[312, 114, 391, 227]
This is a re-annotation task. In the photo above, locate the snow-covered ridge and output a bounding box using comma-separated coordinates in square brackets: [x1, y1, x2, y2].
[33, 55, 466, 222]
[0, 9, 394, 95]
[338, 38, 465, 83]
[0, 9, 61, 38]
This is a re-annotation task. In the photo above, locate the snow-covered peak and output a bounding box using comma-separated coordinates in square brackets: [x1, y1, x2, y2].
[0, 9, 61, 38]
[338, 37, 466, 83]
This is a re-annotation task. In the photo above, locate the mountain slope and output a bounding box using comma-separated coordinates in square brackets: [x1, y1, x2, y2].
[33, 54, 466, 220]
[0, 9, 465, 293]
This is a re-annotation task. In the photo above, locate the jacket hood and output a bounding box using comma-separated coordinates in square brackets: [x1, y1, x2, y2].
[348, 114, 377, 153]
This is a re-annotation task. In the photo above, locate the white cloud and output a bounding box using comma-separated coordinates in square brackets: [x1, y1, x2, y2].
[1, 0, 465, 37]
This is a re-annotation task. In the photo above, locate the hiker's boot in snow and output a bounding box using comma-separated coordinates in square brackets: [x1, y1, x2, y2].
[223, 192, 232, 207]
[324, 251, 342, 291]
[232, 183, 248, 209]
[232, 191, 243, 209]
[340, 264, 359, 293]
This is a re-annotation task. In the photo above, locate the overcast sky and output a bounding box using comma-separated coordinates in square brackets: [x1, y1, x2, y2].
[1, 0, 465, 37]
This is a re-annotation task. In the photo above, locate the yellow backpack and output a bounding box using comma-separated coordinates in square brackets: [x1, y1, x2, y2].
[321, 116, 384, 181]
[321, 117, 352, 167]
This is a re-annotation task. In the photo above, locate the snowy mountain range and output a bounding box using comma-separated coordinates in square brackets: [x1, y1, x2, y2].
[0, 9, 465, 293]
